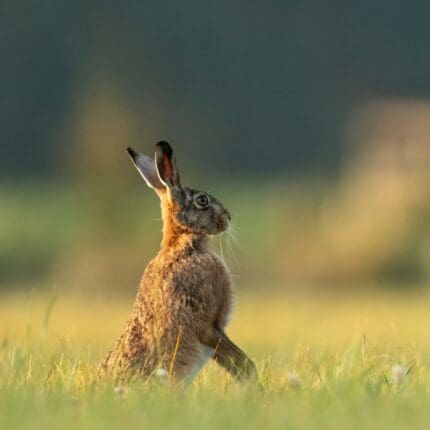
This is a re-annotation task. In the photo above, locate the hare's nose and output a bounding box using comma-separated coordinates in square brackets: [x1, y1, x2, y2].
[224, 210, 231, 221]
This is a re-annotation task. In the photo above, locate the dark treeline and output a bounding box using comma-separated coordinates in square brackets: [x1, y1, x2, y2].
[2, 1, 430, 178]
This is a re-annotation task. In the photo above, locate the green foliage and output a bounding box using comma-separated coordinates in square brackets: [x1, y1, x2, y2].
[1, 178, 430, 290]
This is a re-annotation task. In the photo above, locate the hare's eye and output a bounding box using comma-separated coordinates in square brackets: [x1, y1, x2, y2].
[195, 194, 209, 208]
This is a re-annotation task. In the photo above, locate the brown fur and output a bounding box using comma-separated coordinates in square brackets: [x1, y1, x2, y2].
[102, 142, 256, 383]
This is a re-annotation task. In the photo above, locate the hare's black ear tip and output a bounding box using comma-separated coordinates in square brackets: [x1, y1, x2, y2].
[126, 147, 138, 160]
[156, 141, 173, 156]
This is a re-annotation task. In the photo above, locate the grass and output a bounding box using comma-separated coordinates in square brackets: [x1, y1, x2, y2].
[1, 290, 430, 429]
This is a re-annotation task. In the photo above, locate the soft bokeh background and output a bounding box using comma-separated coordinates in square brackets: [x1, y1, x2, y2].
[3, 3, 430, 429]
[2, 1, 430, 295]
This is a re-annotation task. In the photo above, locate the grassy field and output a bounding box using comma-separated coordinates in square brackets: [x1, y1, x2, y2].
[1, 290, 430, 429]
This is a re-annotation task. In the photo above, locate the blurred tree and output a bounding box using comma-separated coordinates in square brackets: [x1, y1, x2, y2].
[4, 0, 430, 179]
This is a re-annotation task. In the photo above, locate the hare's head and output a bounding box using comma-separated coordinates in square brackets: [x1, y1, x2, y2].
[127, 142, 231, 236]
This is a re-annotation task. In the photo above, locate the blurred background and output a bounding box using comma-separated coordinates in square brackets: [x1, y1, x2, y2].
[2, 1, 430, 297]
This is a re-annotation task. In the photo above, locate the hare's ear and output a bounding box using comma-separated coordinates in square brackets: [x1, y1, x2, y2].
[127, 147, 165, 191]
[154, 141, 181, 190]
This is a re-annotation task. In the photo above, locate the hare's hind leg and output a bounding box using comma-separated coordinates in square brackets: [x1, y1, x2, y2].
[183, 344, 214, 385]
[166, 336, 213, 385]
[203, 330, 257, 381]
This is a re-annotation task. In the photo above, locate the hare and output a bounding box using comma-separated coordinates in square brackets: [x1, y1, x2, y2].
[103, 141, 256, 384]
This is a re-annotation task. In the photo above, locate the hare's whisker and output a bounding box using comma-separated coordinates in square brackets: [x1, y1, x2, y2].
[225, 233, 241, 272]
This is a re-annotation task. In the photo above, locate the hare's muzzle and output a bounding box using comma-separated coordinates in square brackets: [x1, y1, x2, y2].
[218, 210, 231, 232]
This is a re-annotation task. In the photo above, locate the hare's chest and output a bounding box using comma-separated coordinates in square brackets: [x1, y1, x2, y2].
[204, 254, 233, 327]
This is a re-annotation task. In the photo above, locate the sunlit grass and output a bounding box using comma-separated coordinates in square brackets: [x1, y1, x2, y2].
[1, 291, 430, 429]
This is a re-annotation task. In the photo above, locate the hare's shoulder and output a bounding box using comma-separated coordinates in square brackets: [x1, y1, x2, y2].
[141, 250, 230, 294]
[179, 250, 230, 286]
